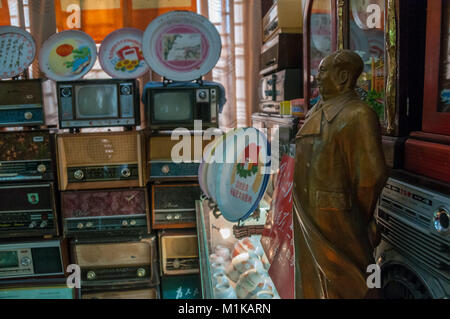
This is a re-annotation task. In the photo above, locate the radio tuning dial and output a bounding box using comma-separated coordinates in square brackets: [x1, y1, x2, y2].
[24, 112, 33, 120]
[161, 165, 170, 174]
[173, 258, 181, 269]
[121, 168, 131, 178]
[136, 268, 146, 277]
[86, 271, 96, 280]
[74, 170, 84, 180]
[37, 164, 46, 173]
[21, 257, 31, 266]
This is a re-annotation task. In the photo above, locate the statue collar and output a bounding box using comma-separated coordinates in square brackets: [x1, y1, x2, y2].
[296, 91, 358, 138]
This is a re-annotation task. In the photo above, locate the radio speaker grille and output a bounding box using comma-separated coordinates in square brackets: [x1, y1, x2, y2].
[60, 132, 138, 165]
[162, 235, 198, 259]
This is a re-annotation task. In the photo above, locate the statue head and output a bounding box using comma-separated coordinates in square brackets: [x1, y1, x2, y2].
[317, 50, 364, 101]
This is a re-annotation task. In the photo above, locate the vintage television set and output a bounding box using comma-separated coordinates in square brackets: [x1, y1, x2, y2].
[144, 83, 220, 131]
[57, 79, 140, 129]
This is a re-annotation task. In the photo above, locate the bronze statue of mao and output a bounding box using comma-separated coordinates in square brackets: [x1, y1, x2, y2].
[293, 50, 388, 299]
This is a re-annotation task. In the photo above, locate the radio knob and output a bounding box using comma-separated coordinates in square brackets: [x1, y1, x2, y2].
[86, 222, 93, 228]
[122, 220, 129, 226]
[174, 214, 181, 220]
[433, 208, 450, 233]
[29, 221, 37, 228]
[173, 258, 181, 269]
[121, 168, 131, 178]
[161, 165, 170, 174]
[24, 112, 33, 120]
[77, 222, 84, 229]
[136, 268, 146, 277]
[130, 220, 136, 226]
[21, 257, 31, 266]
[37, 164, 46, 173]
[40, 220, 48, 228]
[86, 271, 96, 280]
[74, 170, 84, 180]
[166, 214, 173, 221]
[199, 90, 207, 99]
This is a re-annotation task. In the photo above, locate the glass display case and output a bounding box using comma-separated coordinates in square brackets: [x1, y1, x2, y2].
[196, 198, 282, 299]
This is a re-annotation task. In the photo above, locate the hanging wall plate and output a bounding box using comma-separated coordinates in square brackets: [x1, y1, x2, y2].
[99, 28, 149, 79]
[142, 10, 221, 81]
[0, 26, 36, 79]
[39, 30, 97, 81]
[215, 128, 271, 222]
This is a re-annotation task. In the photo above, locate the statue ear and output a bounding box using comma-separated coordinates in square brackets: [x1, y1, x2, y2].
[337, 70, 349, 85]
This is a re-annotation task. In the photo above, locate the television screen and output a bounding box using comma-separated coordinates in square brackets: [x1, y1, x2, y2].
[75, 85, 118, 119]
[153, 91, 193, 122]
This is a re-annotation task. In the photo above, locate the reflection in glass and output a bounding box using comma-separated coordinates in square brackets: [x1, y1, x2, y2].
[349, 0, 386, 120]
[439, 0, 450, 113]
[310, 0, 332, 105]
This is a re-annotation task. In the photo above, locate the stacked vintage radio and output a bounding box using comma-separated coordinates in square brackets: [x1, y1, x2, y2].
[54, 79, 161, 299]
[254, 0, 304, 143]
[0, 79, 74, 298]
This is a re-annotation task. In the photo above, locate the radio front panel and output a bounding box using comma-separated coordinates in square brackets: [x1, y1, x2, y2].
[0, 80, 44, 127]
[82, 287, 159, 299]
[159, 231, 199, 276]
[151, 184, 201, 229]
[71, 236, 159, 288]
[0, 183, 58, 239]
[0, 284, 75, 299]
[61, 188, 151, 237]
[56, 131, 146, 190]
[0, 131, 54, 183]
[0, 240, 65, 280]
[57, 79, 140, 129]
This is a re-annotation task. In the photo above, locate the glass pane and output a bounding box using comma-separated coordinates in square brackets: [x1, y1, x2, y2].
[349, 0, 386, 120]
[439, 0, 450, 113]
[310, 0, 332, 105]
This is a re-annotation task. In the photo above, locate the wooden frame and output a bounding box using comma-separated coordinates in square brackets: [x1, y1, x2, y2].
[422, 0, 450, 136]
[303, 0, 338, 111]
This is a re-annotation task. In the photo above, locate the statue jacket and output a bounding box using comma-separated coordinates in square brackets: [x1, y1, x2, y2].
[293, 90, 388, 298]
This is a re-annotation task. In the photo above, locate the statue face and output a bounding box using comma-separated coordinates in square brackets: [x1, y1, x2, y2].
[317, 56, 341, 100]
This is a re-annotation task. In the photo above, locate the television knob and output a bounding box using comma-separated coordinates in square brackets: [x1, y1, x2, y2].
[121, 168, 131, 178]
[161, 165, 170, 174]
[21, 257, 31, 266]
[74, 170, 84, 180]
[77, 222, 84, 229]
[24, 112, 33, 120]
[61, 87, 72, 97]
[136, 268, 146, 277]
[198, 90, 207, 99]
[120, 85, 131, 95]
[86, 271, 96, 280]
[37, 164, 46, 173]
[130, 220, 136, 226]
[40, 220, 48, 228]
[29, 221, 37, 228]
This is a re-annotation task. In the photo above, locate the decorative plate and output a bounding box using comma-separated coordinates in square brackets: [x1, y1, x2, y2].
[215, 128, 271, 222]
[39, 30, 97, 81]
[0, 26, 36, 79]
[142, 11, 221, 81]
[99, 28, 149, 79]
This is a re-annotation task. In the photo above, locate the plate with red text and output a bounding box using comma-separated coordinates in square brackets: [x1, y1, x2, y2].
[99, 28, 149, 79]
[0, 26, 36, 79]
[142, 11, 221, 81]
